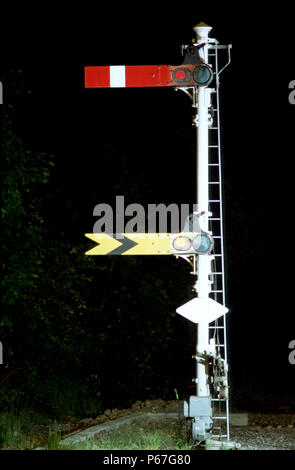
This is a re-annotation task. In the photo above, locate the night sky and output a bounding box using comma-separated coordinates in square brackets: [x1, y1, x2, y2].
[2, 6, 295, 404]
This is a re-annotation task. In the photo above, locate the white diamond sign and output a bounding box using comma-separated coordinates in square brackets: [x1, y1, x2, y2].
[176, 297, 228, 324]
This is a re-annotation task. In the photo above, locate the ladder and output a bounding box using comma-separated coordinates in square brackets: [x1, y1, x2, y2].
[207, 41, 231, 440]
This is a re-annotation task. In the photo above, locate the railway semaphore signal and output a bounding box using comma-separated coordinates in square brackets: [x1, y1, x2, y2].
[84, 22, 236, 448]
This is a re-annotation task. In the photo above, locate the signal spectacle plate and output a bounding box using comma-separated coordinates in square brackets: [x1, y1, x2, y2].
[193, 64, 213, 86]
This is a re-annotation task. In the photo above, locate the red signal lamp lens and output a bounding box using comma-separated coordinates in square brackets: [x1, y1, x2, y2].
[172, 67, 192, 84]
[174, 70, 186, 80]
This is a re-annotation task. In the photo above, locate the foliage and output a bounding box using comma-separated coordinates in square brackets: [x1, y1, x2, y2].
[0, 99, 195, 419]
[58, 420, 192, 451]
[0, 103, 103, 416]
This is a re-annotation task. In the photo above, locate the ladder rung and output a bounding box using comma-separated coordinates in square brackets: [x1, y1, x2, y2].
[208, 163, 219, 166]
[209, 200, 220, 202]
[211, 290, 223, 293]
[209, 145, 218, 148]
[211, 434, 228, 438]
[213, 416, 227, 420]
[209, 127, 219, 129]
[211, 398, 227, 402]
[209, 44, 232, 50]
[209, 181, 220, 184]
[209, 326, 224, 329]
[212, 236, 221, 239]
[209, 218, 221, 220]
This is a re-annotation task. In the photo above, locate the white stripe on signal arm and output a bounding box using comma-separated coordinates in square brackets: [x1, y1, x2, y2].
[110, 66, 126, 88]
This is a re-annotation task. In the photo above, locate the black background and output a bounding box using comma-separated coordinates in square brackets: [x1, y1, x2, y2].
[1, 4, 295, 407]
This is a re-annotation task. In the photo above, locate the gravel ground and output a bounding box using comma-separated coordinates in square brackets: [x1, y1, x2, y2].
[229, 412, 295, 450]
[230, 426, 295, 450]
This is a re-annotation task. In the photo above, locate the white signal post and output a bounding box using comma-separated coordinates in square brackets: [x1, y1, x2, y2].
[194, 24, 212, 397]
[176, 24, 233, 444]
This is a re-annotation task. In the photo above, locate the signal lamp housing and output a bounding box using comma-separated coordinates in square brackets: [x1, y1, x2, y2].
[170, 64, 213, 87]
[172, 232, 213, 255]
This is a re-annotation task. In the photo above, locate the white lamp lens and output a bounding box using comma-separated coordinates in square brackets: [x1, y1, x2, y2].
[172, 236, 192, 251]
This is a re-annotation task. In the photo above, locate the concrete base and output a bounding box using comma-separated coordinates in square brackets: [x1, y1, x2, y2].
[205, 438, 241, 450]
[229, 413, 248, 426]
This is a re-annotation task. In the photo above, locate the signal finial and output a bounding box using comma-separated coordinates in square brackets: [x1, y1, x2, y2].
[193, 22, 212, 41]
